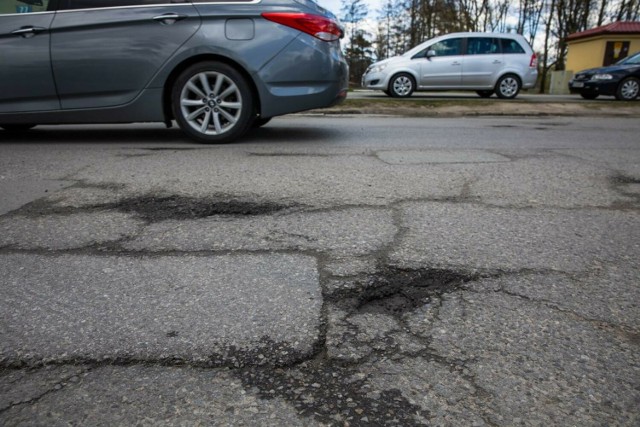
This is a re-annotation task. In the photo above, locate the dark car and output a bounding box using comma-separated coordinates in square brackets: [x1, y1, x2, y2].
[569, 51, 640, 101]
[0, 0, 348, 143]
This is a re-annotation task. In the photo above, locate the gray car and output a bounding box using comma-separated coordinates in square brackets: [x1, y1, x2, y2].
[362, 32, 538, 99]
[0, 0, 348, 143]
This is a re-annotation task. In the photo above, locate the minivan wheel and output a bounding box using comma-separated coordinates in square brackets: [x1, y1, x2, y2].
[172, 61, 254, 143]
[476, 90, 493, 98]
[389, 73, 415, 98]
[615, 77, 639, 101]
[1, 124, 36, 131]
[495, 74, 521, 99]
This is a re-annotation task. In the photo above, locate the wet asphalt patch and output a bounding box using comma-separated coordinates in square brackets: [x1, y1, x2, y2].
[111, 195, 292, 222]
[238, 361, 428, 425]
[8, 194, 294, 223]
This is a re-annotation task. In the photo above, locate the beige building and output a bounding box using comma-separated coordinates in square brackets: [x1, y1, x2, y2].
[551, 21, 640, 94]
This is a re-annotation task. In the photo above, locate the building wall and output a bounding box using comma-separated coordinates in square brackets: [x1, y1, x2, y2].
[566, 35, 640, 73]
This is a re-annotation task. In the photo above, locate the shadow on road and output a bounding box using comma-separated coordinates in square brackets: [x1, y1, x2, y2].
[0, 122, 343, 146]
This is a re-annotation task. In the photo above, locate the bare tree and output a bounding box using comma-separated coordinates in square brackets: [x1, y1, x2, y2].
[517, 0, 545, 44]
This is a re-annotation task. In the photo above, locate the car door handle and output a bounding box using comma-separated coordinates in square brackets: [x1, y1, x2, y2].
[492, 60, 502, 64]
[451, 61, 461, 66]
[11, 26, 46, 38]
[152, 13, 188, 24]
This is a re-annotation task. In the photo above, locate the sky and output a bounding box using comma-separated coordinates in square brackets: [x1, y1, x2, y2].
[316, 0, 383, 21]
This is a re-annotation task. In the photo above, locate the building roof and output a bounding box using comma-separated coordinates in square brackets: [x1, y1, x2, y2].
[567, 21, 640, 41]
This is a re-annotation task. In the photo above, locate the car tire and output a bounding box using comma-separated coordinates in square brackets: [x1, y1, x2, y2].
[476, 90, 493, 98]
[615, 77, 640, 101]
[383, 90, 391, 97]
[1, 124, 36, 131]
[495, 74, 521, 99]
[389, 73, 415, 98]
[172, 61, 254, 143]
[580, 93, 599, 100]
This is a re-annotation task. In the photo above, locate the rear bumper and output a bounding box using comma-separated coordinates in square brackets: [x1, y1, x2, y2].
[257, 35, 349, 117]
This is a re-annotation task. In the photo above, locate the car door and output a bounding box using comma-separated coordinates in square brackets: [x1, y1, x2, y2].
[0, 0, 58, 113]
[461, 37, 503, 87]
[50, 0, 200, 109]
[418, 37, 463, 88]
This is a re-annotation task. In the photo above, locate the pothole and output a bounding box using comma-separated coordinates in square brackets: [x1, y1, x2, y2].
[111, 195, 292, 222]
[353, 267, 478, 317]
[8, 194, 294, 222]
[237, 361, 429, 425]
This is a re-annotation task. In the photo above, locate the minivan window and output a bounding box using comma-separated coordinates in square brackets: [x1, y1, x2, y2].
[1, 0, 52, 14]
[500, 38, 525, 54]
[467, 37, 500, 55]
[57, 0, 174, 10]
[429, 38, 462, 57]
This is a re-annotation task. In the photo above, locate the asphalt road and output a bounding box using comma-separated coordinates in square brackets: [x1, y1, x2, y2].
[1, 115, 639, 426]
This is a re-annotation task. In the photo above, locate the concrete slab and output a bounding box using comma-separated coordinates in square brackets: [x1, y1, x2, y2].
[390, 202, 640, 272]
[0, 254, 321, 367]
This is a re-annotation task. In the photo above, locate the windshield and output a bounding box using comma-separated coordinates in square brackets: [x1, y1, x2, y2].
[617, 52, 640, 65]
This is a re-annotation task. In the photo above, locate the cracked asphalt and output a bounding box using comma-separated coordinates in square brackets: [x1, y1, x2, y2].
[1, 115, 639, 426]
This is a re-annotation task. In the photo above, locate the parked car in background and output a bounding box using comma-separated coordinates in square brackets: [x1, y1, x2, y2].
[361, 32, 538, 99]
[0, 0, 348, 143]
[569, 51, 640, 100]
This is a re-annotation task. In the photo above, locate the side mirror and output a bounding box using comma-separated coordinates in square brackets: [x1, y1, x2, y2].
[426, 50, 437, 58]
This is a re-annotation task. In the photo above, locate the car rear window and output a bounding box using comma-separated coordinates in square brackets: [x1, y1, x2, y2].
[1, 0, 53, 14]
[57, 0, 177, 10]
[467, 37, 500, 55]
[500, 38, 526, 54]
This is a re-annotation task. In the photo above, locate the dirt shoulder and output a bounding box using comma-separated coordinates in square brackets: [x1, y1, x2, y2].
[315, 98, 640, 117]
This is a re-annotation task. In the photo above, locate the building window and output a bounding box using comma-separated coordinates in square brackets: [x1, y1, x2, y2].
[603, 41, 630, 66]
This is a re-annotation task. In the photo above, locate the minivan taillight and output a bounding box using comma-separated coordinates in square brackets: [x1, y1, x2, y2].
[262, 12, 343, 42]
[530, 53, 538, 68]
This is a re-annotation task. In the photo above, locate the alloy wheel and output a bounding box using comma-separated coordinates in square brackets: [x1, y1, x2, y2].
[180, 71, 243, 136]
[496, 75, 520, 99]
[617, 78, 639, 100]
[391, 74, 414, 97]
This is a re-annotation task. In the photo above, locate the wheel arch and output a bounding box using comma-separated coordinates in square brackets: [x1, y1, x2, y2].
[387, 70, 418, 91]
[494, 72, 522, 88]
[162, 54, 261, 125]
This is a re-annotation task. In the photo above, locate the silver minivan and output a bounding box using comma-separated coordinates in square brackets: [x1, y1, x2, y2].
[362, 32, 538, 99]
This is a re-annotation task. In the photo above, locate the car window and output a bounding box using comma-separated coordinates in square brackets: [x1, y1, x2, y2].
[57, 0, 175, 10]
[429, 38, 463, 57]
[1, 0, 53, 14]
[467, 37, 500, 55]
[618, 52, 640, 65]
[500, 38, 525, 54]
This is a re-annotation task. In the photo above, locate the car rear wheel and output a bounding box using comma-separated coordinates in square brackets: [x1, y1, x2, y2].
[580, 93, 599, 100]
[172, 61, 254, 143]
[1, 124, 36, 131]
[495, 74, 521, 99]
[476, 90, 493, 98]
[615, 77, 639, 101]
[389, 73, 415, 98]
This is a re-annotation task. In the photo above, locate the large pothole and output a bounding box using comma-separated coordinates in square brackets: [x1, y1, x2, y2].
[111, 195, 293, 222]
[9, 193, 294, 223]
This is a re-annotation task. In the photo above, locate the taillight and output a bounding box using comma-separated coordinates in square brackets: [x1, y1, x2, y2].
[530, 53, 538, 68]
[262, 12, 343, 42]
